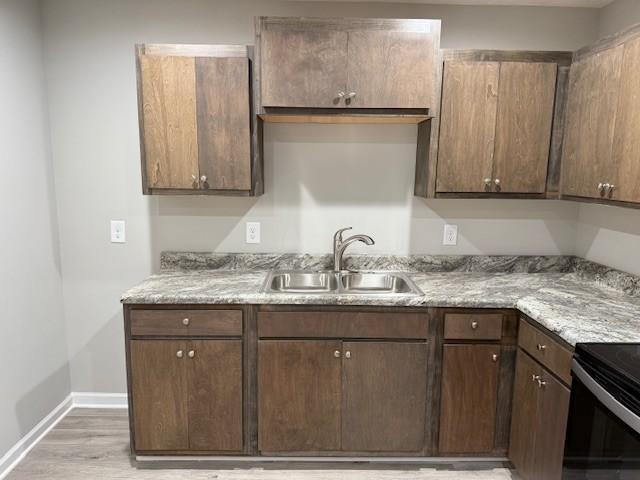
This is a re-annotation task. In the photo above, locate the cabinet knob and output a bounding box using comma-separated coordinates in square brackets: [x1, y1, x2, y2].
[188, 350, 195, 358]
[537, 344, 547, 351]
[598, 182, 605, 192]
[182, 318, 190, 326]
[492, 353, 498, 362]
[337, 91, 346, 99]
[200, 175, 207, 183]
[334, 350, 341, 358]
[345, 92, 356, 99]
[494, 178, 501, 186]
[607, 184, 616, 195]
[537, 378, 547, 388]
[484, 178, 492, 185]
[471, 321, 479, 330]
[176, 350, 184, 359]
[532, 374, 540, 382]
[345, 351, 352, 359]
[192, 175, 197, 181]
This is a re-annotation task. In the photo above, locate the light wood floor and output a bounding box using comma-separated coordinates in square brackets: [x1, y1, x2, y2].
[6, 408, 518, 479]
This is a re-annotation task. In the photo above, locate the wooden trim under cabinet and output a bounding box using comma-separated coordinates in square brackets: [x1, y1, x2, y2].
[518, 319, 572, 385]
[130, 309, 243, 337]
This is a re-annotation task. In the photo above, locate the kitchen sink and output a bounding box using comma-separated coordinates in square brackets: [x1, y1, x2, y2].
[263, 271, 422, 295]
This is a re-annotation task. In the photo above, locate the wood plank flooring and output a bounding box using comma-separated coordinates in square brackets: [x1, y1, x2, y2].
[6, 408, 518, 479]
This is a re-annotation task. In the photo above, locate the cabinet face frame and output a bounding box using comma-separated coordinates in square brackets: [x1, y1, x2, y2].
[135, 44, 263, 197]
[416, 50, 572, 199]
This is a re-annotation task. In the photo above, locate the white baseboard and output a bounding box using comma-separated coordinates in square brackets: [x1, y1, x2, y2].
[0, 392, 129, 479]
[71, 392, 128, 409]
[0, 394, 73, 480]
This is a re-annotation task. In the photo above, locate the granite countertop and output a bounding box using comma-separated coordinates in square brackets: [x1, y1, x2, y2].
[121, 253, 640, 347]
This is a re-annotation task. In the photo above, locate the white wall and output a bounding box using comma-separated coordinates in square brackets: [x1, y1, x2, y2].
[40, 0, 598, 393]
[0, 0, 70, 458]
[573, 0, 640, 276]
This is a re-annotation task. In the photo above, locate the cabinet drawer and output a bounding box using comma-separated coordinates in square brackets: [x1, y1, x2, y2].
[130, 309, 242, 337]
[257, 311, 429, 339]
[518, 319, 572, 385]
[444, 313, 503, 340]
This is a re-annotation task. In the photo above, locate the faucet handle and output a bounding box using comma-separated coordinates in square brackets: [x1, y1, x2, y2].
[333, 227, 353, 243]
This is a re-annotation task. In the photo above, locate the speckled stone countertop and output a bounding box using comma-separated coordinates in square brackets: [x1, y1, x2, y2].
[121, 253, 640, 346]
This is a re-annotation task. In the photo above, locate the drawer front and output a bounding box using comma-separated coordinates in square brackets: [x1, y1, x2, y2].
[444, 313, 503, 340]
[130, 309, 242, 337]
[257, 311, 429, 339]
[518, 319, 572, 385]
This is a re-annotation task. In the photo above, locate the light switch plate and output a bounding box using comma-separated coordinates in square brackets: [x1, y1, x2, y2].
[111, 220, 126, 243]
[246, 222, 261, 244]
[443, 224, 458, 246]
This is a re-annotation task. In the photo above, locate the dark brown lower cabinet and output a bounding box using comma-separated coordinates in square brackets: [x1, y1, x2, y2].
[439, 344, 500, 453]
[342, 342, 427, 452]
[509, 350, 571, 480]
[130, 339, 243, 452]
[257, 339, 428, 453]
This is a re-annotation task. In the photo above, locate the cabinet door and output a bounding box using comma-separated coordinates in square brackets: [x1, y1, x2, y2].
[437, 62, 500, 193]
[195, 58, 251, 191]
[532, 370, 571, 480]
[261, 27, 348, 108]
[258, 340, 342, 452]
[130, 340, 189, 451]
[493, 62, 557, 193]
[611, 37, 640, 203]
[439, 344, 500, 453]
[346, 30, 435, 108]
[561, 47, 623, 199]
[509, 350, 540, 478]
[342, 342, 427, 452]
[140, 55, 199, 189]
[187, 340, 243, 451]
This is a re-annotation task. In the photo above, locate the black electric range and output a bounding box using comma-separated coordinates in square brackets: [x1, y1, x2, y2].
[562, 343, 640, 479]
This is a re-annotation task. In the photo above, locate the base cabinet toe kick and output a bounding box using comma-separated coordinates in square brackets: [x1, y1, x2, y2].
[123, 305, 573, 478]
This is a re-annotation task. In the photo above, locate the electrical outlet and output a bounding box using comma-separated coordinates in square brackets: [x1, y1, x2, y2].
[443, 224, 458, 246]
[246, 222, 261, 244]
[111, 220, 126, 243]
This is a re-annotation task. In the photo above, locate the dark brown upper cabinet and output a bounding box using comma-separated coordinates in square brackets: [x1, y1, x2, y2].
[136, 44, 263, 196]
[256, 17, 441, 117]
[415, 50, 571, 198]
[434, 53, 565, 196]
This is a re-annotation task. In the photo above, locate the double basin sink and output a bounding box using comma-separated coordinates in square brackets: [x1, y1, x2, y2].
[263, 271, 423, 295]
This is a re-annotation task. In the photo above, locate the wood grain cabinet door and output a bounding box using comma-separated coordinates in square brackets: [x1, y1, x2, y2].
[611, 36, 640, 203]
[195, 58, 252, 191]
[346, 29, 435, 108]
[187, 340, 243, 452]
[561, 46, 624, 199]
[439, 344, 500, 454]
[493, 62, 557, 193]
[140, 55, 199, 190]
[532, 369, 571, 480]
[509, 350, 540, 479]
[436, 62, 500, 193]
[342, 342, 427, 452]
[260, 26, 348, 108]
[258, 340, 342, 452]
[130, 340, 189, 451]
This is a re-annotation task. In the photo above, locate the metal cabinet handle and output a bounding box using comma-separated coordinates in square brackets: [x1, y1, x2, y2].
[537, 378, 547, 388]
[537, 344, 547, 351]
[492, 353, 498, 362]
[345, 351, 352, 359]
[200, 175, 207, 183]
[334, 350, 341, 358]
[494, 178, 501, 186]
[176, 350, 184, 359]
[345, 92, 356, 99]
[532, 374, 541, 382]
[182, 318, 190, 326]
[598, 182, 605, 193]
[337, 91, 346, 99]
[192, 175, 197, 181]
[484, 178, 492, 186]
[188, 350, 195, 359]
[471, 321, 479, 330]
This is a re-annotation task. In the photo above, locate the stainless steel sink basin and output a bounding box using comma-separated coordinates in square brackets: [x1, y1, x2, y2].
[268, 271, 338, 293]
[263, 271, 422, 295]
[340, 272, 416, 294]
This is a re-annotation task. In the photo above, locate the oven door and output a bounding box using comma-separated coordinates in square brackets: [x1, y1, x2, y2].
[563, 359, 640, 479]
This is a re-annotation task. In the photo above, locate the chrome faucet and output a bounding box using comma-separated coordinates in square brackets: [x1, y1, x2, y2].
[333, 227, 375, 272]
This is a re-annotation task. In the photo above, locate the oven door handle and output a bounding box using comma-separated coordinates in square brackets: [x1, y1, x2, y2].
[573, 359, 640, 435]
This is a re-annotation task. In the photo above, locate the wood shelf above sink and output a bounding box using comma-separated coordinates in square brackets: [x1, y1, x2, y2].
[259, 113, 431, 125]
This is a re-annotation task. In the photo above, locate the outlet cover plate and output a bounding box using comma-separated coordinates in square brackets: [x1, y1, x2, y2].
[111, 220, 126, 243]
[246, 222, 261, 244]
[443, 224, 458, 246]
